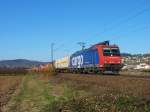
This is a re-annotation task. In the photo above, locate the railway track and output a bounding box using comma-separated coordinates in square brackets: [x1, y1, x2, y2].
[119, 74, 150, 80]
[59, 72, 150, 81]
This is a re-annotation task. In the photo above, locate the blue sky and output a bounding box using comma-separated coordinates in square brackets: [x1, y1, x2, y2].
[0, 0, 150, 61]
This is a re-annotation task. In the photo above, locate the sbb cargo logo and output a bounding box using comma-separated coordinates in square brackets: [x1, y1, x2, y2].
[72, 55, 83, 68]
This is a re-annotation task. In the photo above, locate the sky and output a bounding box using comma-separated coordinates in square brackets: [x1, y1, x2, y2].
[0, 0, 150, 62]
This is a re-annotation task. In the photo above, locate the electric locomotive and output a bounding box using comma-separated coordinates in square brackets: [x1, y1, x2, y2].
[55, 41, 123, 74]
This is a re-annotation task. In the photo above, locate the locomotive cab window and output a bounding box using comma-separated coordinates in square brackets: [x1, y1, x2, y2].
[103, 48, 120, 56]
[111, 48, 120, 56]
[103, 48, 111, 56]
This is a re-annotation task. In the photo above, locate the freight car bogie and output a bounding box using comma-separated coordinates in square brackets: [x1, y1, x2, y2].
[69, 67, 103, 74]
[55, 68, 68, 73]
[55, 67, 120, 75]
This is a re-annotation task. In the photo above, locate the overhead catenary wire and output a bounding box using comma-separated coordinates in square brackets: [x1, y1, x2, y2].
[109, 24, 150, 41]
[54, 0, 150, 59]
[88, 0, 150, 42]
[54, 43, 72, 59]
[101, 7, 150, 36]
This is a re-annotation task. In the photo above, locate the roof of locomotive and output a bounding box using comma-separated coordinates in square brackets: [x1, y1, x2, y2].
[91, 41, 119, 48]
[72, 41, 119, 55]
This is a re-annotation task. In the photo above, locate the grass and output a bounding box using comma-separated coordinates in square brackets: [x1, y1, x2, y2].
[142, 69, 150, 72]
[0, 73, 27, 76]
[5, 75, 53, 112]
[3, 73, 150, 112]
[58, 92, 150, 112]
[5, 75, 77, 112]
[47, 74, 150, 112]
[0, 76, 23, 112]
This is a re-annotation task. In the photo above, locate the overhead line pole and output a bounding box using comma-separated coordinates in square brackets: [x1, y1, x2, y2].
[51, 43, 54, 68]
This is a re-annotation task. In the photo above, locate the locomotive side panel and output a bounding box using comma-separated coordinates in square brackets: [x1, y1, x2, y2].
[70, 49, 99, 69]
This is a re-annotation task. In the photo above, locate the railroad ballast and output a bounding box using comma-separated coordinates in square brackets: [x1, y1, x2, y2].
[54, 41, 123, 74]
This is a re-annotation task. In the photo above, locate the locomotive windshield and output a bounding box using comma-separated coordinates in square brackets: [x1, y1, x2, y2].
[103, 48, 111, 56]
[111, 48, 120, 56]
[103, 48, 120, 56]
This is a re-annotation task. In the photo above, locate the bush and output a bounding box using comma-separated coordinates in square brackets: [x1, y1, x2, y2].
[142, 69, 150, 72]
[0, 67, 28, 75]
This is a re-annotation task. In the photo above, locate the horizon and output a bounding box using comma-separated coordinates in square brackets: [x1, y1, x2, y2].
[0, 0, 150, 61]
[0, 52, 150, 62]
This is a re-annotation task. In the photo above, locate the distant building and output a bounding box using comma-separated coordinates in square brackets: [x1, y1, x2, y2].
[134, 63, 150, 70]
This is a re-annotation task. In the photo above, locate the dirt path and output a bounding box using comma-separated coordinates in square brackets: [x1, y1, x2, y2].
[0, 76, 23, 112]
[4, 75, 65, 112]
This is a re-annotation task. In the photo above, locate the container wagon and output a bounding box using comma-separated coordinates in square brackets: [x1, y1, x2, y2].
[55, 56, 70, 72]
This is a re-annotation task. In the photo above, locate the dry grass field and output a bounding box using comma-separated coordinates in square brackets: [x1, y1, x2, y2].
[0, 76, 23, 112]
[1, 73, 150, 112]
[48, 73, 150, 112]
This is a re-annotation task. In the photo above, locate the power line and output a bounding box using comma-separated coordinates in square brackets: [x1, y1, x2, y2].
[101, 7, 150, 35]
[88, 1, 150, 41]
[109, 24, 150, 41]
[54, 43, 72, 59]
[54, 44, 64, 51]
[128, 24, 150, 33]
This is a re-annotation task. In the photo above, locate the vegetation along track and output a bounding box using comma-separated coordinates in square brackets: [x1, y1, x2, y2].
[2, 73, 150, 112]
[59, 72, 150, 81]
[48, 73, 150, 111]
[119, 74, 150, 80]
[0, 76, 23, 112]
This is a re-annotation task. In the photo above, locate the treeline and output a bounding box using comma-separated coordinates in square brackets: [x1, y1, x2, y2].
[30, 64, 56, 75]
[0, 67, 28, 75]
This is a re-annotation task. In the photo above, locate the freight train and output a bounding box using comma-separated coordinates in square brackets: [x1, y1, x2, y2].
[54, 41, 123, 74]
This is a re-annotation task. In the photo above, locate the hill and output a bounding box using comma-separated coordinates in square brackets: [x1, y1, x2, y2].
[0, 59, 48, 68]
